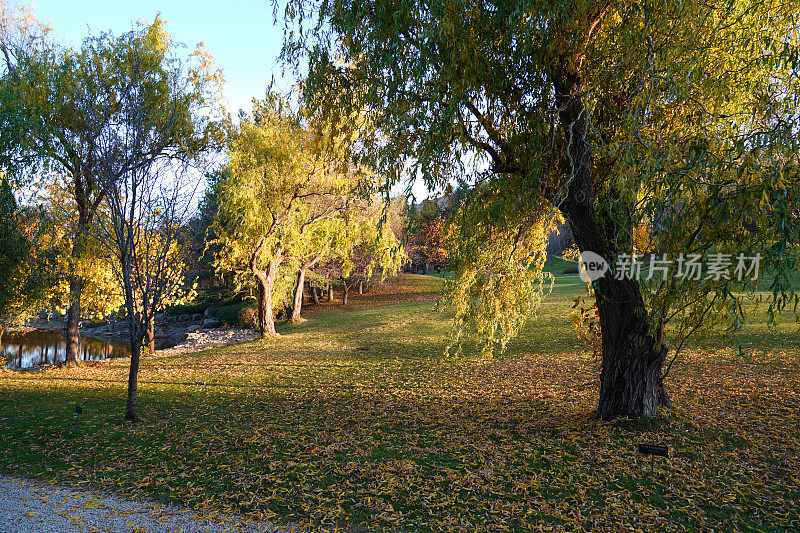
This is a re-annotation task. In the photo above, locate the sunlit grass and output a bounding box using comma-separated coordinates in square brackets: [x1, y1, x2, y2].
[0, 274, 798, 531]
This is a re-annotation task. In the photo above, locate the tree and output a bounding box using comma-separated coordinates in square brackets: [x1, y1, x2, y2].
[407, 206, 448, 274]
[288, 218, 337, 320]
[0, 13, 222, 367]
[285, 194, 405, 315]
[216, 94, 363, 336]
[135, 231, 197, 356]
[0, 178, 28, 341]
[189, 168, 230, 294]
[297, 195, 406, 306]
[0, 22, 116, 365]
[82, 19, 223, 422]
[282, 1, 800, 419]
[37, 176, 124, 323]
[335, 206, 405, 304]
[101, 180, 198, 422]
[0, 177, 57, 347]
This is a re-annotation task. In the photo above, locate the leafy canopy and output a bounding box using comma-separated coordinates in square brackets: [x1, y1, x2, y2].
[281, 0, 800, 354]
[216, 93, 379, 305]
[0, 178, 57, 328]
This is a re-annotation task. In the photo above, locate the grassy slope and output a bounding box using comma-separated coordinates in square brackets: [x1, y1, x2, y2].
[0, 273, 798, 531]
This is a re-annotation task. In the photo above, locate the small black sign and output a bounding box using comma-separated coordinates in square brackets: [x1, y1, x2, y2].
[638, 444, 668, 457]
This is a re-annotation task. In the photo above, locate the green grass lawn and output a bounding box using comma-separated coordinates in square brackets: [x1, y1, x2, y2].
[1, 273, 799, 531]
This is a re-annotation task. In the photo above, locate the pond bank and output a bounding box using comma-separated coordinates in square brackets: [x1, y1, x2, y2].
[2, 321, 258, 370]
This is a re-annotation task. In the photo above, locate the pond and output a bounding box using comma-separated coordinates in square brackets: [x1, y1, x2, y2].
[1, 330, 131, 370]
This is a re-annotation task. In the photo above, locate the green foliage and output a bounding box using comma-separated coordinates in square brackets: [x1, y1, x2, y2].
[207, 300, 257, 327]
[0, 14, 223, 181]
[0, 176, 14, 212]
[282, 0, 800, 358]
[0, 177, 27, 324]
[215, 92, 398, 330]
[444, 186, 557, 356]
[164, 301, 212, 316]
[190, 168, 230, 292]
[0, 178, 58, 328]
[325, 200, 407, 288]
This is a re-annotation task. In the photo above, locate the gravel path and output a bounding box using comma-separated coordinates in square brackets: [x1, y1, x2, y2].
[1, 330, 278, 531]
[0, 476, 289, 532]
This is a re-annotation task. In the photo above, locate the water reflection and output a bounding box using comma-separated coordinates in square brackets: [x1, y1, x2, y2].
[1, 330, 131, 370]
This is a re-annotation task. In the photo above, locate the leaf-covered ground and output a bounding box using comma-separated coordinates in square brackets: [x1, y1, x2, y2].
[1, 274, 799, 531]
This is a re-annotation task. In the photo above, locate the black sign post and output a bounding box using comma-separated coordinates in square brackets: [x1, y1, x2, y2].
[638, 444, 668, 474]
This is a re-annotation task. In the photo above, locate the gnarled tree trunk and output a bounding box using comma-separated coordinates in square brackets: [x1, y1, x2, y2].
[65, 240, 84, 367]
[593, 275, 670, 419]
[255, 272, 277, 336]
[251, 244, 283, 337]
[554, 70, 670, 420]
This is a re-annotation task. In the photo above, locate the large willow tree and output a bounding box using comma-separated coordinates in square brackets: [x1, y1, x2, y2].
[282, 1, 800, 419]
[216, 94, 372, 336]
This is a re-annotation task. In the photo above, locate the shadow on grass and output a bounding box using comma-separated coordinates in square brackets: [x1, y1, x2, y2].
[2, 361, 798, 532]
[2, 274, 799, 531]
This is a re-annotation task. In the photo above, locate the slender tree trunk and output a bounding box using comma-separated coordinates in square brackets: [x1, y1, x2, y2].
[291, 256, 320, 320]
[327, 282, 334, 302]
[125, 334, 141, 422]
[257, 278, 267, 332]
[358, 280, 363, 295]
[146, 316, 155, 355]
[120, 255, 142, 423]
[312, 285, 320, 304]
[342, 278, 349, 305]
[554, 70, 670, 420]
[291, 268, 307, 321]
[0, 325, 4, 353]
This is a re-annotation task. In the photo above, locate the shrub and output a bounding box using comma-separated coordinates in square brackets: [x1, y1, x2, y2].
[237, 307, 257, 328]
[207, 301, 257, 327]
[165, 302, 211, 315]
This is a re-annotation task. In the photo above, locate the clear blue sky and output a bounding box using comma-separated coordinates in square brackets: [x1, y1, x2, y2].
[29, 0, 429, 199]
[32, 0, 287, 117]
